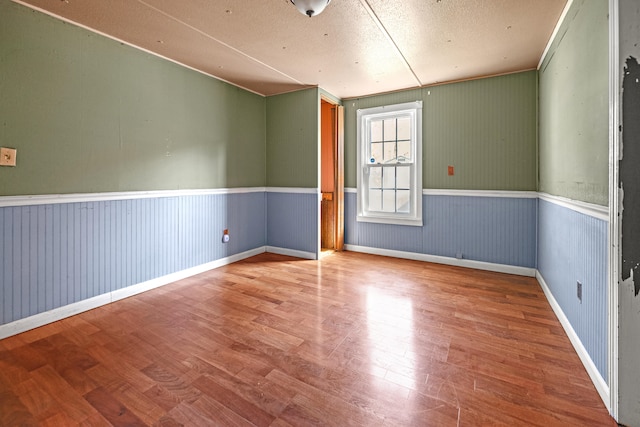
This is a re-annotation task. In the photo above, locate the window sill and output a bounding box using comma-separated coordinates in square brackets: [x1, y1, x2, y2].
[356, 215, 423, 227]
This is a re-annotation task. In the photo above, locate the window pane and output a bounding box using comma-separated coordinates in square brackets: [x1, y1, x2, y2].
[370, 142, 382, 164]
[382, 190, 395, 212]
[369, 189, 382, 211]
[382, 167, 395, 189]
[397, 166, 411, 189]
[368, 166, 382, 189]
[397, 190, 410, 213]
[397, 141, 411, 163]
[397, 116, 411, 140]
[371, 120, 383, 142]
[383, 118, 396, 142]
[384, 142, 397, 163]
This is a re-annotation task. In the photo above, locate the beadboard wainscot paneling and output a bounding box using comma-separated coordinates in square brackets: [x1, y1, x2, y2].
[536, 195, 609, 401]
[266, 188, 319, 259]
[344, 189, 537, 274]
[422, 191, 537, 268]
[0, 189, 266, 336]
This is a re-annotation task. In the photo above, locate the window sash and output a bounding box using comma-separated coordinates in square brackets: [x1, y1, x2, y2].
[363, 164, 413, 215]
[357, 101, 422, 227]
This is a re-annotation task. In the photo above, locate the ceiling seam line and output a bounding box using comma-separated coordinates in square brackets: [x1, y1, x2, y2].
[136, 0, 307, 86]
[359, 0, 422, 89]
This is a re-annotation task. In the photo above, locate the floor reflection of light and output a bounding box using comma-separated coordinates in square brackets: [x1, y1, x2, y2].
[366, 287, 417, 390]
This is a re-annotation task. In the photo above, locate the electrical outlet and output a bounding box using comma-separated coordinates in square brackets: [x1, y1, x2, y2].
[577, 281, 582, 303]
[222, 229, 230, 243]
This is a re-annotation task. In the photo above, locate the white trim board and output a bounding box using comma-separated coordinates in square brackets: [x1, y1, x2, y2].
[0, 247, 266, 340]
[0, 187, 267, 208]
[538, 0, 574, 70]
[2, 188, 607, 224]
[345, 244, 536, 277]
[345, 187, 537, 198]
[607, 0, 620, 419]
[536, 271, 610, 409]
[538, 193, 608, 222]
[266, 246, 317, 260]
[345, 188, 609, 222]
[265, 187, 319, 194]
[423, 189, 538, 199]
[0, 186, 319, 208]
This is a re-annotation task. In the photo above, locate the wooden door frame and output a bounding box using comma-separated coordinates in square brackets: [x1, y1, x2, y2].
[334, 104, 344, 251]
[319, 96, 344, 252]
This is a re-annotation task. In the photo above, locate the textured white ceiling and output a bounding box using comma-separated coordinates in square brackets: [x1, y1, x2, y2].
[13, 0, 567, 98]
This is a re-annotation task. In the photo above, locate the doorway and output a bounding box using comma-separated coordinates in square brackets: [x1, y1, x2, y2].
[320, 98, 344, 252]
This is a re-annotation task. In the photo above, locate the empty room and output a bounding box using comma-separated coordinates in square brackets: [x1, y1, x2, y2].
[1, 0, 639, 425]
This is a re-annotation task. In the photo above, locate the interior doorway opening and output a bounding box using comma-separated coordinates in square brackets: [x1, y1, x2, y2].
[320, 98, 344, 252]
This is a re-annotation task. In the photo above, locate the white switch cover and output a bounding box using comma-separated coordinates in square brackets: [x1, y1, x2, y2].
[0, 147, 17, 167]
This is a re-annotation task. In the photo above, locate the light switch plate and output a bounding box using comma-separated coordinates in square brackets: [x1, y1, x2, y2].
[0, 147, 17, 167]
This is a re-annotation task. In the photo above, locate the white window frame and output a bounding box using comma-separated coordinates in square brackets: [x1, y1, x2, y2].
[357, 101, 422, 226]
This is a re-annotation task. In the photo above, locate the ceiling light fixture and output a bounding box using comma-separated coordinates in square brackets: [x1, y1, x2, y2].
[290, 0, 331, 17]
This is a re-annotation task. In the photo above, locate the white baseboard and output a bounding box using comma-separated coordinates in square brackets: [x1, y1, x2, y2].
[0, 242, 610, 416]
[266, 246, 317, 260]
[344, 244, 536, 277]
[109, 247, 266, 302]
[344, 244, 609, 410]
[0, 293, 112, 340]
[536, 271, 610, 409]
[0, 247, 266, 340]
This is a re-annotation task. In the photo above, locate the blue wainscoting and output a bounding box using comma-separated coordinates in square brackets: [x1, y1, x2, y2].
[0, 191, 266, 326]
[266, 191, 318, 257]
[537, 198, 608, 383]
[423, 195, 537, 267]
[345, 191, 537, 268]
[1, 187, 609, 394]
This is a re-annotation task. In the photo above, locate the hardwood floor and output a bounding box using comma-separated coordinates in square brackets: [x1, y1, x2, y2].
[0, 251, 615, 426]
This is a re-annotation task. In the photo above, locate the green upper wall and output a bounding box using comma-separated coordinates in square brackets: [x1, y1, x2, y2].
[4, 0, 604, 198]
[538, 0, 609, 206]
[344, 71, 537, 190]
[0, 0, 266, 196]
[266, 88, 319, 188]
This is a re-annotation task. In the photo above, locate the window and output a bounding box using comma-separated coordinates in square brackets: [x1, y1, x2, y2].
[357, 101, 422, 226]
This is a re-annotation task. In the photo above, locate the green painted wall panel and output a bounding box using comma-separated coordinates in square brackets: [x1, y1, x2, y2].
[344, 72, 537, 190]
[0, 1, 266, 195]
[538, 0, 609, 206]
[266, 88, 318, 188]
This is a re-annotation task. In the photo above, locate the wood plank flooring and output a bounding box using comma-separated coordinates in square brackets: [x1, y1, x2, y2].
[0, 251, 616, 426]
